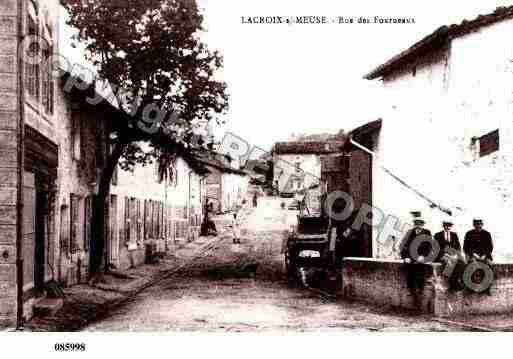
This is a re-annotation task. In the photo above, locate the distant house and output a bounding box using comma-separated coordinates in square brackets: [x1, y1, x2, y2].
[272, 141, 344, 196]
[109, 154, 209, 271]
[195, 152, 249, 213]
[362, 6, 513, 259]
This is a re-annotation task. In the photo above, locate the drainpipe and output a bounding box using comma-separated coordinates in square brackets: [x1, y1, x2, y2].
[16, 0, 26, 330]
[349, 137, 453, 216]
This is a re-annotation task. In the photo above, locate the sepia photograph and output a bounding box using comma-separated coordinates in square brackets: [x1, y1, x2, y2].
[1, 0, 513, 356]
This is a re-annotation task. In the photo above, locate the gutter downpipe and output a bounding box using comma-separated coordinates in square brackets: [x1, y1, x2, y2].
[16, 0, 26, 330]
[349, 137, 452, 216]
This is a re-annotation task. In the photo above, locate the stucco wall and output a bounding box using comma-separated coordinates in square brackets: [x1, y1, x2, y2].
[273, 154, 322, 194]
[0, 0, 20, 327]
[111, 155, 205, 269]
[373, 20, 513, 261]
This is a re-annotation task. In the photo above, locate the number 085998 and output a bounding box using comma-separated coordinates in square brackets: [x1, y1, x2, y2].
[54, 343, 86, 352]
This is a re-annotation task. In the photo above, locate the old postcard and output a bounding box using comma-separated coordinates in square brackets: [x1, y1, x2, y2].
[1, 0, 513, 357]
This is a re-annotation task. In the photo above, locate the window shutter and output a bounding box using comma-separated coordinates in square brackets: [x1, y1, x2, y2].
[84, 196, 91, 251]
[130, 198, 136, 245]
[136, 199, 141, 244]
[70, 194, 80, 252]
[124, 196, 130, 244]
[143, 200, 148, 241]
[25, 14, 40, 100]
[153, 201, 157, 238]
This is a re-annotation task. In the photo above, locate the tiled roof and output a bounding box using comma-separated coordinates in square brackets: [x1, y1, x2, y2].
[273, 141, 344, 155]
[364, 6, 513, 80]
[193, 151, 247, 176]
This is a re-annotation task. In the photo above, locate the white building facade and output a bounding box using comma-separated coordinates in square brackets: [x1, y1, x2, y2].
[363, 8, 513, 260]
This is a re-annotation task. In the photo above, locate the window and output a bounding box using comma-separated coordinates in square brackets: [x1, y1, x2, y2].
[84, 196, 92, 252]
[70, 194, 81, 253]
[110, 144, 118, 185]
[42, 38, 54, 114]
[60, 204, 70, 255]
[124, 197, 130, 244]
[25, 14, 40, 100]
[477, 129, 499, 158]
[71, 111, 82, 161]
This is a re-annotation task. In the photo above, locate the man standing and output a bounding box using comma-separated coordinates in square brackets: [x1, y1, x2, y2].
[464, 219, 493, 263]
[399, 213, 433, 309]
[400, 214, 433, 264]
[434, 220, 464, 291]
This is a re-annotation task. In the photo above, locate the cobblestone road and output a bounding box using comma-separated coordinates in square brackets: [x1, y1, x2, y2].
[82, 196, 464, 332]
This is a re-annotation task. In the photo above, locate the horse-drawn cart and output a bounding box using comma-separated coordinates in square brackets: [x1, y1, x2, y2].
[284, 187, 332, 278]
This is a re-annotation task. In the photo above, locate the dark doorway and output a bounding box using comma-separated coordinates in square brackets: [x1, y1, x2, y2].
[34, 186, 47, 292]
[24, 125, 59, 296]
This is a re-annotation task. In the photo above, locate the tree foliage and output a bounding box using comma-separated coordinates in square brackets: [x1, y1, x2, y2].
[61, 0, 229, 276]
[62, 0, 229, 175]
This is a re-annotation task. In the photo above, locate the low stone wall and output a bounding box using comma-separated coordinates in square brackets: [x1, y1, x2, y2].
[341, 258, 513, 316]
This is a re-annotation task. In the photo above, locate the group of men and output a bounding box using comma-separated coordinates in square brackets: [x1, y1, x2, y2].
[400, 212, 494, 295]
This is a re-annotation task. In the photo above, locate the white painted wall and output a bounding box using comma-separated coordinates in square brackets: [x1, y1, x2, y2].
[220, 173, 249, 212]
[273, 154, 322, 193]
[372, 20, 513, 260]
[112, 156, 204, 220]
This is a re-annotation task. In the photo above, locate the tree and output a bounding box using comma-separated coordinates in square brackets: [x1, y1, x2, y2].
[61, 0, 229, 278]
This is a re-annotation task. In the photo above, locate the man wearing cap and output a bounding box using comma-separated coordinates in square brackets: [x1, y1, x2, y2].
[464, 219, 494, 263]
[400, 213, 433, 264]
[434, 220, 464, 291]
[434, 220, 462, 261]
[399, 213, 433, 306]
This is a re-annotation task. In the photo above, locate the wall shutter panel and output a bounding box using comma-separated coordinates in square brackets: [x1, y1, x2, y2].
[159, 202, 164, 238]
[124, 196, 130, 244]
[84, 196, 91, 251]
[137, 199, 141, 243]
[130, 198, 136, 245]
[70, 194, 80, 252]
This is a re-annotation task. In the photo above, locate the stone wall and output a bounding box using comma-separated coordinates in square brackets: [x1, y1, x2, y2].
[0, 0, 20, 327]
[341, 257, 513, 316]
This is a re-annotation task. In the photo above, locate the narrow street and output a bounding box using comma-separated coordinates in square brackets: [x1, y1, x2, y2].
[81, 195, 460, 332]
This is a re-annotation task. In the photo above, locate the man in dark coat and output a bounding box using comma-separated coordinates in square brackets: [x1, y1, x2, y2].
[400, 220, 433, 263]
[434, 220, 465, 291]
[399, 216, 433, 302]
[463, 219, 493, 263]
[463, 219, 494, 295]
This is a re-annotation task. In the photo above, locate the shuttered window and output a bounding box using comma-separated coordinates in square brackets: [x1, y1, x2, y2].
[479, 129, 499, 158]
[144, 200, 149, 241]
[26, 14, 40, 100]
[136, 199, 142, 244]
[153, 202, 157, 239]
[70, 194, 80, 252]
[84, 196, 92, 252]
[41, 39, 54, 115]
[71, 111, 82, 161]
[124, 197, 130, 244]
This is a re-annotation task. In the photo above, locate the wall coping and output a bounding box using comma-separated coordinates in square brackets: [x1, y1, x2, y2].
[343, 257, 513, 268]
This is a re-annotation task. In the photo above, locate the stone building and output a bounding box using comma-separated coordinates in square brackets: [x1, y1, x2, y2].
[0, 0, 63, 328]
[198, 152, 249, 214]
[272, 141, 344, 196]
[0, 0, 219, 327]
[108, 155, 208, 271]
[362, 6, 513, 260]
